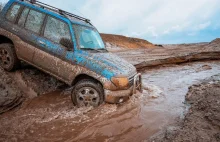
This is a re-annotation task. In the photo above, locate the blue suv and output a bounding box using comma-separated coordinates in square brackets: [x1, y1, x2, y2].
[0, 0, 142, 107]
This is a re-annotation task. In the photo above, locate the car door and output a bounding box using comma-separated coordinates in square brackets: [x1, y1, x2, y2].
[3, 2, 22, 34]
[32, 15, 76, 83]
[2, 3, 36, 62]
[15, 7, 45, 62]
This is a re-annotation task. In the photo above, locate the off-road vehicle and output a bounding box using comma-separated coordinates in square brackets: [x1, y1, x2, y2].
[0, 0, 142, 107]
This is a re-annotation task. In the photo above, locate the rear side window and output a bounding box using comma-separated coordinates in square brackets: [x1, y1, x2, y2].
[6, 3, 21, 22]
[18, 7, 30, 27]
[25, 9, 45, 34]
[44, 16, 71, 44]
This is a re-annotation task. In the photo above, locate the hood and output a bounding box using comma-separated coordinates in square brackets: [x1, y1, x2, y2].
[74, 51, 137, 80]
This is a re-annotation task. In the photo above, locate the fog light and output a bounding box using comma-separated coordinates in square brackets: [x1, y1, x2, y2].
[119, 98, 124, 103]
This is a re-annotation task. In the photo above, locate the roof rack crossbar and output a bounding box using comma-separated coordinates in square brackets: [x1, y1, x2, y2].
[20, 0, 90, 23]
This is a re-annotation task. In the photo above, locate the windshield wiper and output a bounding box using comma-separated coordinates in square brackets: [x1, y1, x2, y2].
[81, 48, 107, 52]
[97, 48, 108, 51]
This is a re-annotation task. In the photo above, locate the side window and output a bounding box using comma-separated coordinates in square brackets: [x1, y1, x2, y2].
[44, 16, 71, 44]
[18, 7, 29, 27]
[6, 3, 21, 22]
[25, 9, 45, 34]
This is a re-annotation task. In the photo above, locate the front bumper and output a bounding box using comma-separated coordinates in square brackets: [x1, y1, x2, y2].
[105, 73, 143, 104]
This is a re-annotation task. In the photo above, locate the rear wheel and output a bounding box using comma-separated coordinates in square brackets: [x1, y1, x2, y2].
[71, 79, 104, 107]
[0, 43, 20, 71]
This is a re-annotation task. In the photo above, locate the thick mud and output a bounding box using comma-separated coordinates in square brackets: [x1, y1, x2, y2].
[0, 64, 65, 114]
[1, 61, 220, 142]
[151, 75, 220, 142]
[20, 65, 66, 95]
[0, 68, 23, 114]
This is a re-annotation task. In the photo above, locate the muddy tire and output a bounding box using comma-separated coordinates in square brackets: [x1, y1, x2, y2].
[71, 79, 104, 107]
[0, 43, 20, 71]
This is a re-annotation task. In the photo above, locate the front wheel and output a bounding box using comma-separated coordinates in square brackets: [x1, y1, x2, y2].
[71, 79, 104, 107]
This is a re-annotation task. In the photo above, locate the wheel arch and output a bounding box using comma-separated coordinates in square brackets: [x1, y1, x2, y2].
[72, 74, 104, 88]
[0, 35, 14, 45]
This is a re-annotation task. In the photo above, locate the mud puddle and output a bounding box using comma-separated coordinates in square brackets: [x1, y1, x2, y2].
[1, 61, 220, 142]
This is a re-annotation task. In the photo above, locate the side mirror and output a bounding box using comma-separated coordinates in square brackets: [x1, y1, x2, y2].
[60, 38, 73, 51]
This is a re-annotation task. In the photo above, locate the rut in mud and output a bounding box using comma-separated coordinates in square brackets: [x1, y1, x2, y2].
[0, 61, 220, 142]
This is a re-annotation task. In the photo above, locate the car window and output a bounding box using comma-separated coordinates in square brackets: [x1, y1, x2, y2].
[25, 9, 45, 34]
[72, 24, 105, 49]
[6, 3, 21, 22]
[44, 16, 71, 44]
[18, 7, 29, 27]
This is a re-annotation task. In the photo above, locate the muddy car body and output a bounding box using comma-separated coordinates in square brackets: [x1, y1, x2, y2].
[0, 0, 142, 107]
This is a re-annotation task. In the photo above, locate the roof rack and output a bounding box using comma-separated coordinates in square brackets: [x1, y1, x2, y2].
[20, 0, 91, 24]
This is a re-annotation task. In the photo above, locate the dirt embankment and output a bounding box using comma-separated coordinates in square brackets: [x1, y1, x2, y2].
[0, 68, 23, 114]
[20, 66, 65, 95]
[101, 33, 155, 49]
[151, 75, 220, 142]
[0, 65, 65, 114]
[115, 38, 220, 69]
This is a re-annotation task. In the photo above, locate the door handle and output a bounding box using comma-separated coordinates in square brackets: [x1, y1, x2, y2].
[39, 41, 46, 45]
[12, 28, 18, 32]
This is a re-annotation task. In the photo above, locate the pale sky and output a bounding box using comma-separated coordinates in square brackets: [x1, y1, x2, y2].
[1, 0, 220, 44]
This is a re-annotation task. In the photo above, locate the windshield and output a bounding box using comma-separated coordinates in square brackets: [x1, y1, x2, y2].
[73, 24, 105, 49]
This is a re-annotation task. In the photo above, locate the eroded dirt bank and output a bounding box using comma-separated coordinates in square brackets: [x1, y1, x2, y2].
[115, 38, 220, 69]
[151, 75, 220, 142]
[1, 61, 220, 142]
[0, 64, 65, 114]
[0, 68, 23, 114]
[101, 33, 155, 50]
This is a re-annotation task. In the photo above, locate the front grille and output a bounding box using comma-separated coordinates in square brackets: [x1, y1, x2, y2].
[129, 75, 135, 86]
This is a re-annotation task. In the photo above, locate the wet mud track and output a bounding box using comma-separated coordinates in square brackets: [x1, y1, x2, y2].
[1, 61, 220, 142]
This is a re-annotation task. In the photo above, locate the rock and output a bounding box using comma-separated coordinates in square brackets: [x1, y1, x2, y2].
[196, 65, 212, 72]
[142, 83, 163, 98]
[165, 126, 180, 139]
[105, 42, 111, 47]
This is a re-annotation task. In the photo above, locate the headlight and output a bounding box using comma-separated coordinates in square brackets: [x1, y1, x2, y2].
[111, 77, 129, 88]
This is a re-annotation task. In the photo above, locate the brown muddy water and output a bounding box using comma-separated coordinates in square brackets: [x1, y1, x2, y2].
[1, 61, 220, 142]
